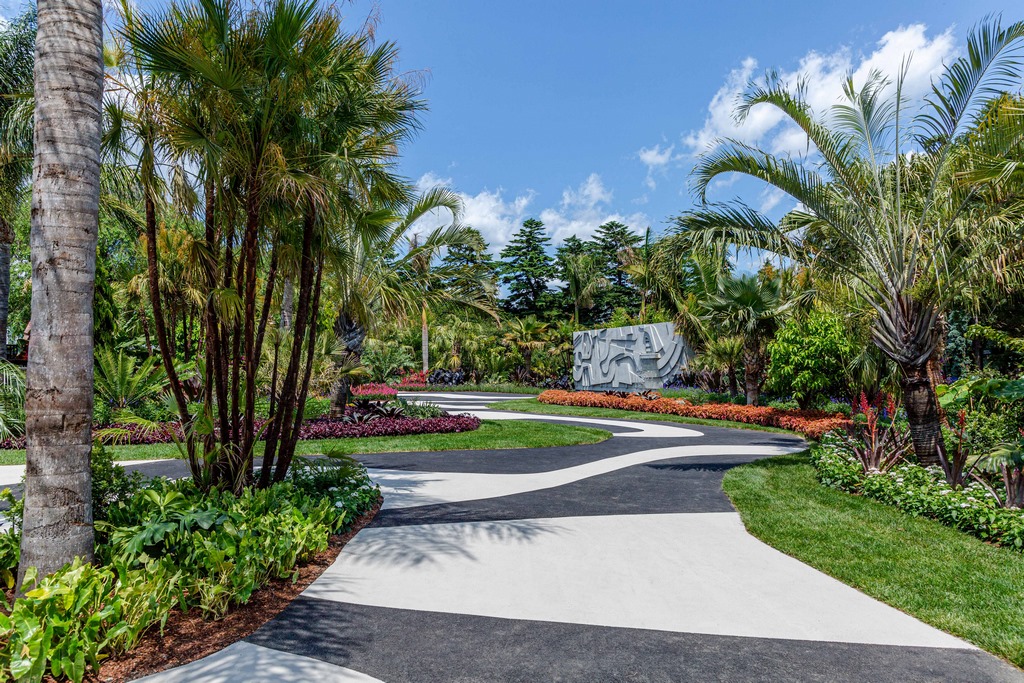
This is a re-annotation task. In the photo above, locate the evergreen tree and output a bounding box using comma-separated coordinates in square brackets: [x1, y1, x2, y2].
[441, 226, 498, 283]
[499, 218, 554, 315]
[593, 221, 641, 287]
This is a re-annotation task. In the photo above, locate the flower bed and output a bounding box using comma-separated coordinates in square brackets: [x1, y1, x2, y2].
[351, 383, 398, 400]
[0, 415, 482, 450]
[811, 434, 1024, 551]
[537, 390, 850, 439]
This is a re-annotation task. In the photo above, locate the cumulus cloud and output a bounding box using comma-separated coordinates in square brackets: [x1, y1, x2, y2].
[637, 143, 676, 189]
[682, 24, 958, 157]
[415, 172, 648, 253]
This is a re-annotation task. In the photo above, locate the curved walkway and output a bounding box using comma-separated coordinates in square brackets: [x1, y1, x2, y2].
[140, 392, 1021, 682]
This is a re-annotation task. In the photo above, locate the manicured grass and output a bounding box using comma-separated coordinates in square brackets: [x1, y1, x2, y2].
[722, 453, 1024, 668]
[399, 384, 544, 395]
[490, 398, 796, 435]
[0, 420, 609, 465]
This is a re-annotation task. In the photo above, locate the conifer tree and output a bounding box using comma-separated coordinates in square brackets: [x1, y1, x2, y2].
[499, 218, 554, 315]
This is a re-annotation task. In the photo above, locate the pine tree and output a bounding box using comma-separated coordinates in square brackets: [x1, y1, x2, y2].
[591, 221, 641, 318]
[499, 218, 554, 315]
[441, 227, 498, 283]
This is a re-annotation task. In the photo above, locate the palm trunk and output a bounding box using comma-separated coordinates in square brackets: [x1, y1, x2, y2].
[900, 363, 942, 466]
[0, 231, 11, 360]
[281, 276, 294, 331]
[742, 345, 761, 406]
[421, 303, 429, 373]
[727, 364, 738, 398]
[19, 0, 103, 587]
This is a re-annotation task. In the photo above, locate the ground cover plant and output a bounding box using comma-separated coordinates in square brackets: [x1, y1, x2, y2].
[537, 390, 850, 438]
[723, 452, 1024, 667]
[0, 452, 379, 682]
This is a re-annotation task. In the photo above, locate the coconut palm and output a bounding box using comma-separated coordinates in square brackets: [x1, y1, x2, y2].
[703, 275, 790, 405]
[20, 0, 105, 584]
[674, 18, 1024, 463]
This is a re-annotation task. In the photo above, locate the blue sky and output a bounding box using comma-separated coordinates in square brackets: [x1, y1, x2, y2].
[2, 0, 1011, 258]
[334, 0, 1008, 257]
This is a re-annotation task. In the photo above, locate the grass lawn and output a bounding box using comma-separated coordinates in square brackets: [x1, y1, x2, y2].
[723, 452, 1024, 668]
[490, 398, 795, 435]
[0, 419, 609, 465]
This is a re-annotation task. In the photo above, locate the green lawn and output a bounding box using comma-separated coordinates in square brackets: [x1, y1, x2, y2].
[490, 398, 795, 434]
[722, 453, 1024, 668]
[0, 419, 609, 465]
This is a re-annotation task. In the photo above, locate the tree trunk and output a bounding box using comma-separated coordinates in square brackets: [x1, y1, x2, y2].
[727, 364, 738, 398]
[0, 230, 11, 360]
[328, 312, 366, 418]
[900, 363, 942, 466]
[19, 0, 103, 587]
[281, 276, 294, 331]
[742, 346, 761, 405]
[421, 303, 429, 373]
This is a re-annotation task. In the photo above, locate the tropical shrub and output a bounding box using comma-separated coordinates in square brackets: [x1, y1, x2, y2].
[811, 435, 1024, 550]
[362, 342, 414, 383]
[92, 347, 169, 412]
[0, 361, 26, 441]
[0, 458, 380, 682]
[537, 390, 850, 438]
[399, 399, 447, 419]
[396, 369, 428, 389]
[766, 312, 856, 409]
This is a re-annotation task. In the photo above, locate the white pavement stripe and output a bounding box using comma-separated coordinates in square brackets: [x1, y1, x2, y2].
[0, 459, 173, 490]
[304, 512, 971, 650]
[372, 443, 796, 509]
[465, 410, 704, 438]
[133, 642, 385, 683]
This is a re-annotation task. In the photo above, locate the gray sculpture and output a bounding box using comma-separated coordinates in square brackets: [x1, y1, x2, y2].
[573, 322, 692, 392]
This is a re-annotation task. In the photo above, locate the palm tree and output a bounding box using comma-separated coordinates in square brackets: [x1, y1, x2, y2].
[0, 8, 36, 360]
[703, 275, 789, 405]
[561, 251, 606, 324]
[19, 0, 104, 584]
[675, 18, 1024, 463]
[503, 315, 550, 373]
[700, 334, 745, 398]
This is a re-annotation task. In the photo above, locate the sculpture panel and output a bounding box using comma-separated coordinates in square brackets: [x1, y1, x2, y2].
[573, 322, 692, 392]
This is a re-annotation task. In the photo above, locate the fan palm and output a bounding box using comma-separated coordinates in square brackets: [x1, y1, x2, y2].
[674, 18, 1024, 463]
[503, 315, 551, 372]
[703, 275, 790, 405]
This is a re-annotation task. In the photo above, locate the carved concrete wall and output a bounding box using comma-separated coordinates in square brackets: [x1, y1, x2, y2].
[573, 322, 693, 392]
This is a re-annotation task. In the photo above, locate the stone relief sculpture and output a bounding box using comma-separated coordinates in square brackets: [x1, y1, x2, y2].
[573, 322, 693, 391]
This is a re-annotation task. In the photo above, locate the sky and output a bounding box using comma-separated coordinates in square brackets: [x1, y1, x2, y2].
[1, 0, 1013, 261]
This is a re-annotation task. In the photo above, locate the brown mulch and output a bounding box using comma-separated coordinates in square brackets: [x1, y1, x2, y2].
[91, 497, 382, 683]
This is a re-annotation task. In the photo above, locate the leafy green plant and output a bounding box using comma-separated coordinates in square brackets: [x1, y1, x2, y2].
[0, 361, 25, 441]
[93, 347, 169, 412]
[361, 342, 414, 383]
[91, 444, 144, 523]
[766, 312, 856, 409]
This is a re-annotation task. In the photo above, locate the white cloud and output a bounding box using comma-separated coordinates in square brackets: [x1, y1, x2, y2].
[415, 172, 648, 253]
[682, 24, 958, 157]
[637, 143, 676, 189]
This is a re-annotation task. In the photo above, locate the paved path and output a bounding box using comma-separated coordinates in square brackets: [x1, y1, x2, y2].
[132, 392, 1020, 682]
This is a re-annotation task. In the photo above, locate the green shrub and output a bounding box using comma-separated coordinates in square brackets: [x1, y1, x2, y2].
[0, 456, 380, 681]
[810, 436, 1024, 550]
[91, 444, 144, 523]
[766, 312, 856, 409]
[399, 399, 447, 419]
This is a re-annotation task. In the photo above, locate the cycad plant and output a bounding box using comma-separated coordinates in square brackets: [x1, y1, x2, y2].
[93, 347, 169, 413]
[675, 18, 1024, 462]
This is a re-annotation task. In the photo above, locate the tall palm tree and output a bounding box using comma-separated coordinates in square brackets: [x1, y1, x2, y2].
[503, 315, 550, 373]
[675, 18, 1024, 463]
[561, 251, 606, 324]
[703, 275, 789, 405]
[19, 0, 104, 584]
[0, 8, 36, 360]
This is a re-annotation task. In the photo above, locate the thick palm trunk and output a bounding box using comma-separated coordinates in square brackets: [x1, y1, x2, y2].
[900, 363, 942, 466]
[281, 276, 294, 331]
[328, 312, 366, 418]
[19, 0, 103, 586]
[727, 364, 738, 398]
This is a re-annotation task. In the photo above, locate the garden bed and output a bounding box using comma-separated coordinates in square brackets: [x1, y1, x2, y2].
[96, 497, 381, 682]
[0, 415, 482, 450]
[537, 390, 850, 438]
